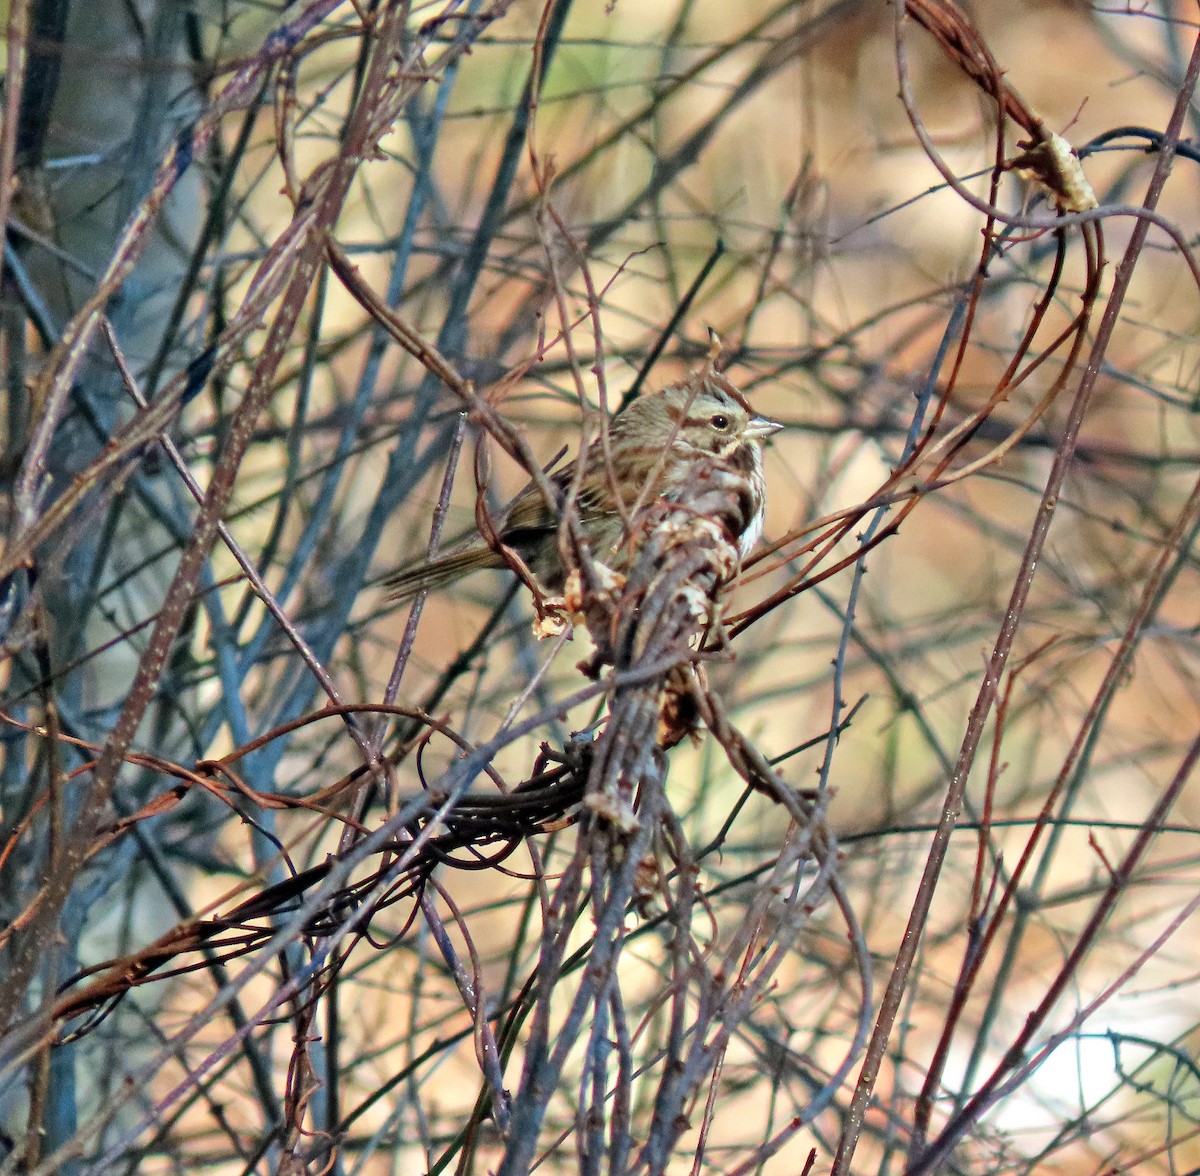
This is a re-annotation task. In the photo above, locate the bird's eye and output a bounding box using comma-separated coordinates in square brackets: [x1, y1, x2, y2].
[710, 414, 730, 431]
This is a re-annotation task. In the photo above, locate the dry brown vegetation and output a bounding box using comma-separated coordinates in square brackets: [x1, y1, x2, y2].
[3, 1, 1200, 1173]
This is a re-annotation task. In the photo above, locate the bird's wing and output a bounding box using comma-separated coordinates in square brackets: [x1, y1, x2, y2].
[500, 455, 606, 532]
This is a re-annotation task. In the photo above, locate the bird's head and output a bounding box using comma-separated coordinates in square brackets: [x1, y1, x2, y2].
[621, 372, 781, 459]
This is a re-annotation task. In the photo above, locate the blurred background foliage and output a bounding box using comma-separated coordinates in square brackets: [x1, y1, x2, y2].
[2, 1, 1200, 1173]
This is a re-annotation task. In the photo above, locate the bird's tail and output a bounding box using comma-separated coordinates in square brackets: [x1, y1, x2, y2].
[385, 544, 506, 603]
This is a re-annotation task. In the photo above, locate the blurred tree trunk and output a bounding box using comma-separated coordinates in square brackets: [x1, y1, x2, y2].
[2, 1, 200, 1163]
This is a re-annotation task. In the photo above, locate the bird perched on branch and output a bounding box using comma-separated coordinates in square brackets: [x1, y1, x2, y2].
[386, 356, 781, 604]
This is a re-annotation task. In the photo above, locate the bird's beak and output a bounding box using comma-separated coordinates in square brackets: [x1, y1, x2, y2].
[745, 416, 783, 440]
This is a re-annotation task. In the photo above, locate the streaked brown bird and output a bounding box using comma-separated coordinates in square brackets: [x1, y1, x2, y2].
[386, 365, 781, 603]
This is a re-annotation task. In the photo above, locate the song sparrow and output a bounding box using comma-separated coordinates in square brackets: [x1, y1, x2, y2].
[386, 367, 781, 602]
